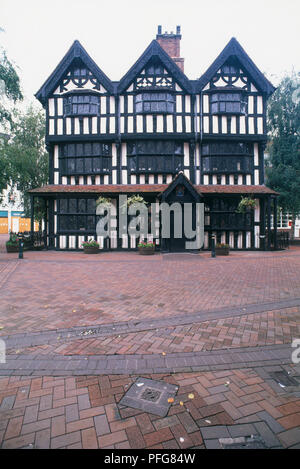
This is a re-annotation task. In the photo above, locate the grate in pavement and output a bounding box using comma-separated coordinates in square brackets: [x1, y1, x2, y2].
[270, 370, 299, 387]
[119, 377, 178, 417]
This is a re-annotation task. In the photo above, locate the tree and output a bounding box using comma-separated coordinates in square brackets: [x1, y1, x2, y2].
[2, 106, 48, 223]
[0, 44, 23, 196]
[266, 72, 300, 238]
[0, 47, 23, 127]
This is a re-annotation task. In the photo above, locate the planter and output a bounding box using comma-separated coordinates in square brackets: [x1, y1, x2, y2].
[215, 247, 230, 256]
[6, 244, 19, 253]
[83, 246, 100, 254]
[138, 246, 155, 255]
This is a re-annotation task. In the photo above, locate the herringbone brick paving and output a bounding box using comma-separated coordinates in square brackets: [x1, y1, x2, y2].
[0, 369, 299, 449]
[0, 248, 300, 449]
[0, 249, 300, 336]
[7, 306, 298, 357]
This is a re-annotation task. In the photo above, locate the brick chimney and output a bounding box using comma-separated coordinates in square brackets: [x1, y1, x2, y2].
[156, 25, 184, 72]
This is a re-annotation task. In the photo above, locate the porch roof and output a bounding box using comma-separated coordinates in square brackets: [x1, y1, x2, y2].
[28, 184, 279, 196]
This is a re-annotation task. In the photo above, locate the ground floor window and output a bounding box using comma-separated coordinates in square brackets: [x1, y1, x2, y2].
[58, 198, 98, 232]
[206, 198, 253, 230]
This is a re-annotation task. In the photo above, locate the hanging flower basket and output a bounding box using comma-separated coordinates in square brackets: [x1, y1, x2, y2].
[236, 197, 256, 213]
[81, 239, 100, 254]
[215, 243, 230, 256]
[96, 196, 112, 213]
[137, 241, 155, 255]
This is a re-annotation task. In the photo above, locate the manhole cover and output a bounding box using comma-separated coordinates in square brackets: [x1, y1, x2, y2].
[220, 435, 267, 449]
[119, 377, 178, 417]
[270, 371, 299, 387]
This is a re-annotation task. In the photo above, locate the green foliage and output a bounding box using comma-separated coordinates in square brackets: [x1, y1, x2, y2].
[81, 239, 99, 248]
[6, 232, 19, 246]
[2, 106, 48, 221]
[266, 72, 300, 217]
[236, 196, 256, 213]
[0, 48, 23, 127]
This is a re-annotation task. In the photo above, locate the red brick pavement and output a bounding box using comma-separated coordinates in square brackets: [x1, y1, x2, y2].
[0, 248, 300, 336]
[9, 306, 300, 357]
[1, 248, 300, 449]
[0, 369, 299, 449]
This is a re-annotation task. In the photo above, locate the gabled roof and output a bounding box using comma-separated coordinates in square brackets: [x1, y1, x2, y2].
[118, 40, 192, 94]
[159, 172, 203, 201]
[196, 37, 275, 96]
[35, 40, 113, 105]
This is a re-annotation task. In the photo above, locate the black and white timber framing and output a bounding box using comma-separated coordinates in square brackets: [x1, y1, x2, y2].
[30, 31, 279, 251]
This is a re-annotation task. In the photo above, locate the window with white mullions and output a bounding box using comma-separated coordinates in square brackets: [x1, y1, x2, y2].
[135, 92, 175, 113]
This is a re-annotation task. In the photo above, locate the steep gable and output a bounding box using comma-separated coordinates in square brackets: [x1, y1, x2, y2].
[35, 40, 113, 105]
[118, 40, 192, 94]
[197, 37, 275, 96]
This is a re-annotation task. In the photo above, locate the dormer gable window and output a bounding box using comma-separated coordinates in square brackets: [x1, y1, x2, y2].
[210, 91, 247, 115]
[135, 92, 175, 113]
[64, 93, 100, 116]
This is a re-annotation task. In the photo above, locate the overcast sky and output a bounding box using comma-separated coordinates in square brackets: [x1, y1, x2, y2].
[1, 0, 300, 109]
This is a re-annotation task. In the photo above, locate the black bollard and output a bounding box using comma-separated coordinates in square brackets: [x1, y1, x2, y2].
[211, 236, 216, 258]
[18, 239, 23, 259]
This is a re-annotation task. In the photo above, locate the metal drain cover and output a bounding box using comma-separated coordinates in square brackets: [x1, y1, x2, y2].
[119, 377, 178, 417]
[270, 371, 299, 387]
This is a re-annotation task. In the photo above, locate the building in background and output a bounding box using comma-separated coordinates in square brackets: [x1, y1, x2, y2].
[0, 186, 39, 234]
[29, 26, 281, 251]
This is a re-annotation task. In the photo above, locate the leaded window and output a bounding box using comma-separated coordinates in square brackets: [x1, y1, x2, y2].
[58, 198, 98, 233]
[64, 94, 100, 116]
[127, 141, 183, 173]
[206, 198, 253, 230]
[135, 92, 175, 113]
[201, 143, 253, 174]
[210, 92, 247, 114]
[60, 143, 111, 175]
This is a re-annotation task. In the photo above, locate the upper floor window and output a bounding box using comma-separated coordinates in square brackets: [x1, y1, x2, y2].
[135, 92, 175, 113]
[64, 94, 100, 116]
[210, 92, 247, 115]
[201, 142, 253, 174]
[127, 140, 183, 174]
[60, 142, 111, 175]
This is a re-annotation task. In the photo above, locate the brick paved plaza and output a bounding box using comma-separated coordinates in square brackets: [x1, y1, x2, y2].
[0, 247, 300, 449]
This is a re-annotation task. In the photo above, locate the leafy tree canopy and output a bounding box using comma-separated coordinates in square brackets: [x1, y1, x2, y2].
[0, 46, 23, 126]
[1, 106, 48, 220]
[266, 72, 300, 220]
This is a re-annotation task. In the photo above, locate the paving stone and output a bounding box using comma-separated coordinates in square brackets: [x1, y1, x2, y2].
[200, 425, 230, 440]
[227, 424, 257, 438]
[253, 422, 282, 448]
[257, 411, 285, 434]
[94, 414, 110, 436]
[277, 428, 300, 448]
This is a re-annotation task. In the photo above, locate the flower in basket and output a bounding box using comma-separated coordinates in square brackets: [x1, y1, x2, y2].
[81, 239, 99, 249]
[137, 241, 155, 248]
[216, 243, 230, 249]
[236, 196, 256, 213]
[96, 196, 112, 208]
[6, 232, 19, 246]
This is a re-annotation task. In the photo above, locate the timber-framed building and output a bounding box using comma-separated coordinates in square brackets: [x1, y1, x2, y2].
[30, 26, 279, 251]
